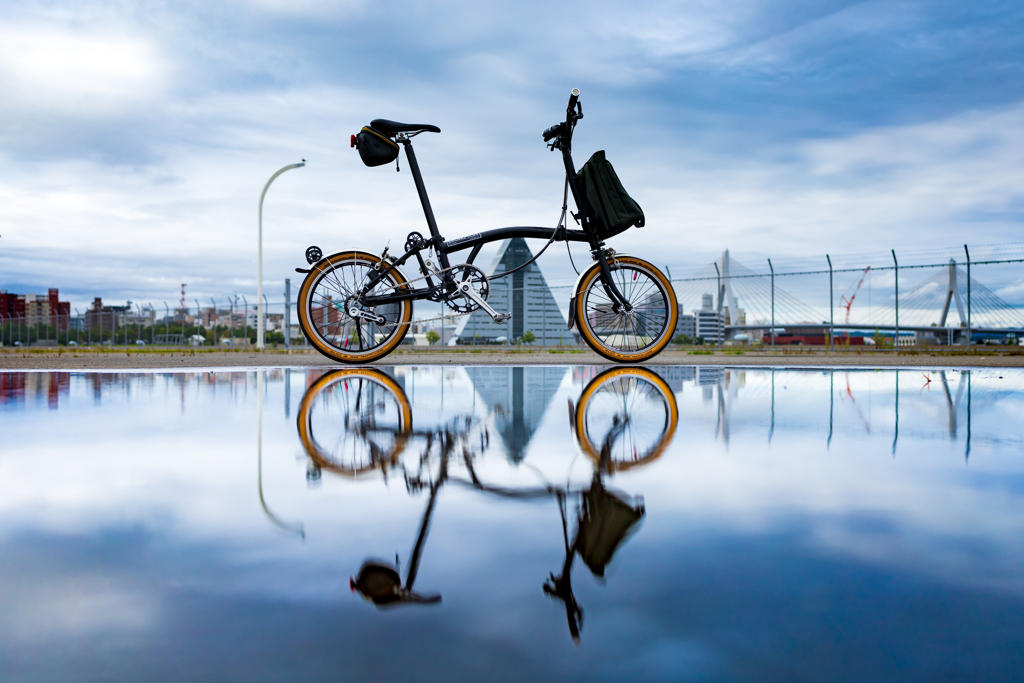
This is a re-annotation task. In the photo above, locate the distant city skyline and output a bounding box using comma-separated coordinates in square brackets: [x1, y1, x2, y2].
[2, 1, 1023, 312]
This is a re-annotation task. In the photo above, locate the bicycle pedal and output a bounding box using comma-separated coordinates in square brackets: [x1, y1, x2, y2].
[491, 312, 513, 324]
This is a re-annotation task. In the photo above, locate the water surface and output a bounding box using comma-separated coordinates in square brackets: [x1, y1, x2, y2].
[1, 366, 1023, 682]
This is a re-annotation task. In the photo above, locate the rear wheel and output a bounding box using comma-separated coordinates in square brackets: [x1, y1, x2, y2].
[574, 256, 677, 363]
[297, 369, 412, 478]
[297, 251, 413, 363]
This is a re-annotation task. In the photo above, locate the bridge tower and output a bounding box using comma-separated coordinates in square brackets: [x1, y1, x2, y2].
[938, 259, 967, 327]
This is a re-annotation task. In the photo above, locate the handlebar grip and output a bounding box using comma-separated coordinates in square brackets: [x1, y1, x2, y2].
[567, 88, 580, 112]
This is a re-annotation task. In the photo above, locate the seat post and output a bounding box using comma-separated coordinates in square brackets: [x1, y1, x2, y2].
[400, 141, 449, 268]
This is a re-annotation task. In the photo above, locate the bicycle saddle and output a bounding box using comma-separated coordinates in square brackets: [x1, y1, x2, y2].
[371, 119, 441, 135]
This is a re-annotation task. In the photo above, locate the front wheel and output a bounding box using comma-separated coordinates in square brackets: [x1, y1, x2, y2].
[575, 366, 678, 473]
[573, 256, 677, 363]
[297, 251, 413, 363]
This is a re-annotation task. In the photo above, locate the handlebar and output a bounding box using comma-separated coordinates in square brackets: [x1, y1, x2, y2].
[542, 88, 581, 145]
[567, 88, 579, 114]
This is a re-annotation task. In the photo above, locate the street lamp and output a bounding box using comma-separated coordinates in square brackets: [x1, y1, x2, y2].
[258, 160, 306, 350]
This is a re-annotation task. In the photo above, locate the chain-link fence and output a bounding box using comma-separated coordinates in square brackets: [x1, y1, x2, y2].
[667, 248, 1024, 350]
[4, 246, 1024, 351]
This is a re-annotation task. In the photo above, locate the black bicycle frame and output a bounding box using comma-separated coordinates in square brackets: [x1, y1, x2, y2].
[360, 101, 630, 309]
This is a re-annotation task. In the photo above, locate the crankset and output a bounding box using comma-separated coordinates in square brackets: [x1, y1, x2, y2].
[444, 264, 490, 314]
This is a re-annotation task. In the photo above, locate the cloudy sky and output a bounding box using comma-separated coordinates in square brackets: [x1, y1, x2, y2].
[1, 0, 1023, 311]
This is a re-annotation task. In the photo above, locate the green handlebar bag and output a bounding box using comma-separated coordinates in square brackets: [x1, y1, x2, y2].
[575, 150, 645, 240]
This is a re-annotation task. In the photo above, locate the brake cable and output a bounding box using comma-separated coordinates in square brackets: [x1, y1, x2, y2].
[490, 175, 571, 280]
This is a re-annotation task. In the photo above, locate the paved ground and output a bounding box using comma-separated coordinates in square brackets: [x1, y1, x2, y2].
[3, 347, 1023, 370]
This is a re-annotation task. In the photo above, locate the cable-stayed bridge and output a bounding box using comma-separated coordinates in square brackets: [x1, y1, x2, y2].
[670, 250, 1024, 343]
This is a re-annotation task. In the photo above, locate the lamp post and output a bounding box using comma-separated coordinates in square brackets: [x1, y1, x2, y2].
[258, 161, 306, 350]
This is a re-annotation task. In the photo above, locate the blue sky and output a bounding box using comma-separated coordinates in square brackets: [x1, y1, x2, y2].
[1, 0, 1023, 310]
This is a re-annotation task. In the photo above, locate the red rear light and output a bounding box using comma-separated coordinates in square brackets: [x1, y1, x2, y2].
[350, 134, 357, 148]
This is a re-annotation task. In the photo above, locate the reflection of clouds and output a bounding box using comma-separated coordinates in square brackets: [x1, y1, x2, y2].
[3, 367, 1024, 675]
[2, 579, 157, 641]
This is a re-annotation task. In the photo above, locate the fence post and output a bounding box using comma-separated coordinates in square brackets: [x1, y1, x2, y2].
[242, 295, 249, 346]
[767, 259, 774, 351]
[284, 279, 291, 350]
[964, 244, 971, 351]
[826, 254, 834, 351]
[891, 250, 899, 352]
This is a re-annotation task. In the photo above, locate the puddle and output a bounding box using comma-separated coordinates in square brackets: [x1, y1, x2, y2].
[2, 366, 1023, 681]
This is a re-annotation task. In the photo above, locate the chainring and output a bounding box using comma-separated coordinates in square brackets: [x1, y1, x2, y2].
[444, 264, 490, 314]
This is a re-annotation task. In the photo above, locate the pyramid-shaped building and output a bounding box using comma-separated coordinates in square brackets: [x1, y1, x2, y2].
[451, 238, 570, 346]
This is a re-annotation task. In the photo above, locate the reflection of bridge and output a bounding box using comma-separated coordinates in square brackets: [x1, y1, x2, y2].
[704, 367, 977, 460]
[672, 251, 1024, 344]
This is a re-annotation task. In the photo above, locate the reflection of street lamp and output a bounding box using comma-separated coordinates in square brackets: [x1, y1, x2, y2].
[258, 161, 306, 350]
[257, 370, 305, 539]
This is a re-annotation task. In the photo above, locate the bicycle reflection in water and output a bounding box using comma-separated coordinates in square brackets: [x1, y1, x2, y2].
[295, 366, 678, 642]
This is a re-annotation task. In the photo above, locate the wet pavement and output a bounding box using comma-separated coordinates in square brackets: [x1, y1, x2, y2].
[2, 365, 1023, 681]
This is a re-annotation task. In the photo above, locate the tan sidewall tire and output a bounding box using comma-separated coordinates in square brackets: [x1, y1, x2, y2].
[575, 366, 679, 472]
[297, 251, 412, 364]
[574, 256, 678, 363]
[297, 368, 412, 478]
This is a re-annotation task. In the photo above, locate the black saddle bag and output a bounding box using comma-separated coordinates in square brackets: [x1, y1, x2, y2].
[354, 126, 400, 167]
[575, 151, 645, 240]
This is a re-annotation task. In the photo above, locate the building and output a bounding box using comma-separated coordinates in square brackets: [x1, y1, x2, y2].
[0, 289, 71, 330]
[676, 302, 696, 339]
[0, 291, 26, 323]
[695, 295, 723, 343]
[451, 238, 570, 346]
[85, 298, 116, 332]
[116, 305, 156, 328]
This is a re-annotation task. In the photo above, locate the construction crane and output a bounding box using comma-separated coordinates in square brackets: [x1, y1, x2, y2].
[840, 266, 870, 324]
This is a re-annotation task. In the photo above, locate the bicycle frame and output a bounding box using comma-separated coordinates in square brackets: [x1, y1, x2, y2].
[357, 101, 631, 311]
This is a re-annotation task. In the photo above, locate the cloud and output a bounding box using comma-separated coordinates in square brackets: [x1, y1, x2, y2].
[0, 25, 167, 116]
[1, 0, 1024, 309]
